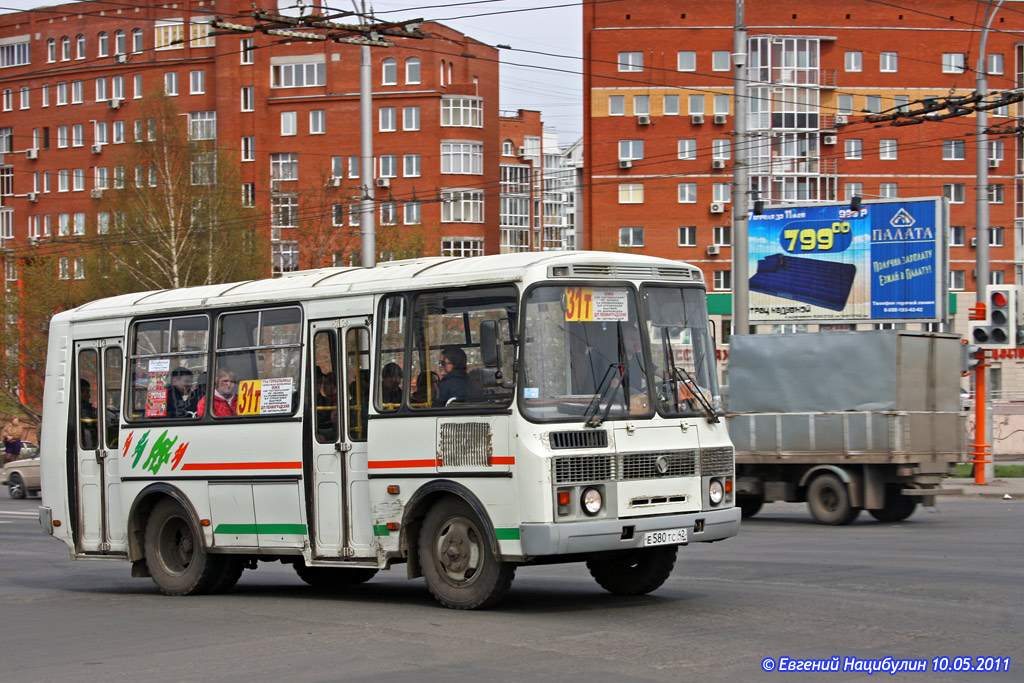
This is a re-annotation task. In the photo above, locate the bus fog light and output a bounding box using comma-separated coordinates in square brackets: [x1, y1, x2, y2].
[581, 487, 602, 516]
[708, 479, 724, 506]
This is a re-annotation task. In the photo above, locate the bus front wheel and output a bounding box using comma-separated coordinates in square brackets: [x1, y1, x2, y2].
[144, 499, 226, 596]
[418, 497, 515, 610]
[586, 545, 678, 596]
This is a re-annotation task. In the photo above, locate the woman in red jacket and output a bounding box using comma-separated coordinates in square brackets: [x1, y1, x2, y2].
[197, 368, 238, 417]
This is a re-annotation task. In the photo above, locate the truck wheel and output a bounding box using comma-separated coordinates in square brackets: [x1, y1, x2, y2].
[144, 499, 224, 596]
[294, 562, 378, 588]
[737, 494, 764, 519]
[8, 473, 25, 499]
[418, 497, 515, 610]
[586, 545, 678, 596]
[869, 486, 918, 522]
[807, 473, 860, 525]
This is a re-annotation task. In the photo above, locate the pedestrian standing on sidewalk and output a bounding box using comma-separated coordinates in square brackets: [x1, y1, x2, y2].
[2, 417, 27, 463]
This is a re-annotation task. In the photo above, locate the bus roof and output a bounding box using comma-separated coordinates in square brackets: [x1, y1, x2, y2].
[60, 251, 705, 322]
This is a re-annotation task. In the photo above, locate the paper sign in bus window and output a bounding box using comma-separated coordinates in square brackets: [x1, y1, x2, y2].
[565, 287, 629, 322]
[237, 377, 294, 416]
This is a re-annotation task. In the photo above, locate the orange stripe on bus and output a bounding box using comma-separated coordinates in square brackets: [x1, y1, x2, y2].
[368, 459, 439, 469]
[180, 462, 302, 471]
[490, 457, 516, 465]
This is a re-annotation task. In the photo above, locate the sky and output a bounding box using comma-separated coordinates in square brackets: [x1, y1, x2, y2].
[0, 0, 585, 144]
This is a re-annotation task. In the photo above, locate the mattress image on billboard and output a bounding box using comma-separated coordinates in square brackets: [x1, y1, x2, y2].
[748, 253, 857, 312]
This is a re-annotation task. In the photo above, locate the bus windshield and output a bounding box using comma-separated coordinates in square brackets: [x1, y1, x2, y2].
[520, 283, 719, 422]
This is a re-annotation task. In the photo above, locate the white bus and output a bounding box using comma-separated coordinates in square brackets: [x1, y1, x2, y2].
[38, 252, 739, 609]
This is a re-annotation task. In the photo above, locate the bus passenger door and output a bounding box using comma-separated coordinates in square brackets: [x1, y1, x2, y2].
[74, 340, 124, 555]
[308, 320, 373, 559]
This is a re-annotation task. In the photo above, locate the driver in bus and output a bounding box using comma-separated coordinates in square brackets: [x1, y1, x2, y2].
[197, 368, 238, 417]
[434, 347, 480, 406]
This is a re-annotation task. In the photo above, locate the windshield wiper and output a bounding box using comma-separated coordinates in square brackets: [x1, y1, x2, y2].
[671, 366, 719, 422]
[583, 362, 623, 428]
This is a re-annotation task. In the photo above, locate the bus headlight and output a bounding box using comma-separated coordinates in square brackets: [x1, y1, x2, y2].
[581, 487, 603, 516]
[708, 479, 724, 506]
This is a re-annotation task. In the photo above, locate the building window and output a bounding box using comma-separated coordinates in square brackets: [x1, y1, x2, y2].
[502, 140, 515, 156]
[59, 257, 70, 280]
[190, 70, 205, 94]
[272, 242, 299, 275]
[879, 139, 897, 160]
[688, 95, 704, 115]
[441, 189, 484, 222]
[943, 139, 965, 160]
[1, 89, 10, 112]
[865, 95, 881, 113]
[894, 94, 910, 112]
[271, 61, 326, 87]
[608, 95, 624, 116]
[837, 94, 853, 115]
[380, 202, 397, 226]
[57, 126, 68, 148]
[713, 270, 732, 291]
[189, 111, 216, 140]
[115, 30, 126, 56]
[271, 193, 298, 228]
[664, 94, 679, 116]
[310, 110, 325, 134]
[441, 97, 483, 127]
[618, 183, 644, 204]
[164, 72, 178, 96]
[380, 155, 398, 178]
[19, 86, 29, 109]
[713, 183, 731, 203]
[618, 52, 643, 72]
[270, 153, 298, 181]
[990, 226, 1004, 247]
[95, 122, 108, 145]
[404, 201, 421, 225]
[988, 184, 1004, 204]
[441, 142, 483, 174]
[879, 52, 897, 72]
[47, 38, 56, 63]
[382, 58, 397, 85]
[379, 107, 396, 132]
[406, 57, 421, 84]
[241, 86, 253, 111]
[189, 19, 215, 48]
[441, 239, 485, 258]
[678, 183, 696, 203]
[949, 270, 965, 291]
[943, 183, 965, 204]
[281, 111, 297, 136]
[72, 124, 84, 147]
[96, 77, 109, 102]
[633, 95, 649, 116]
[712, 139, 731, 160]
[712, 51, 730, 71]
[57, 82, 67, 106]
[678, 139, 696, 160]
[241, 136, 254, 162]
[713, 95, 729, 115]
[990, 270, 1004, 285]
[989, 139, 1004, 163]
[678, 226, 696, 247]
[132, 28, 143, 53]
[402, 106, 420, 131]
[844, 182, 863, 201]
[241, 38, 254, 64]
[332, 204, 346, 227]
[678, 51, 696, 71]
[845, 139, 862, 159]
[133, 75, 141, 98]
[41, 84, 49, 107]
[942, 53, 965, 73]
[73, 212, 85, 235]
[713, 225, 731, 246]
[879, 182, 898, 198]
[619, 227, 643, 247]
[947, 225, 965, 247]
[98, 31, 108, 57]
[61, 35, 70, 61]
[845, 51, 862, 72]
[619, 139, 644, 161]
[242, 183, 255, 207]
[403, 154, 421, 177]
[988, 53, 1004, 75]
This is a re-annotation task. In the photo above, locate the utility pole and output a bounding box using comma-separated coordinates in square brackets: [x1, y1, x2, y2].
[354, 0, 375, 267]
[732, 0, 749, 335]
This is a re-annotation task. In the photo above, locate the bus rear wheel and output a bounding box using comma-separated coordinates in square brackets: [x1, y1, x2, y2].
[586, 545, 678, 596]
[418, 497, 515, 610]
[144, 499, 225, 596]
[294, 562, 378, 588]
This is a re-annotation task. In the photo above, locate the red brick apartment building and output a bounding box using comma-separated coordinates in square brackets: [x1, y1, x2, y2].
[583, 0, 1022, 304]
[0, 0, 552, 281]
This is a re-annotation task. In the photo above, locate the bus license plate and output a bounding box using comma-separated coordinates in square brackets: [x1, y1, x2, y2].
[643, 528, 688, 547]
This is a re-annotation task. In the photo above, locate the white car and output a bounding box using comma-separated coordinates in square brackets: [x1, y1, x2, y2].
[2, 442, 40, 499]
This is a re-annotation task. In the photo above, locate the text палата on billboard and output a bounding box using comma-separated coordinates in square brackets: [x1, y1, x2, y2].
[746, 199, 943, 323]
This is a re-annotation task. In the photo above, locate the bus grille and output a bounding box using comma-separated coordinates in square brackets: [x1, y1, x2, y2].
[553, 455, 615, 484]
[438, 422, 492, 468]
[700, 447, 734, 476]
[550, 430, 608, 450]
[619, 450, 698, 479]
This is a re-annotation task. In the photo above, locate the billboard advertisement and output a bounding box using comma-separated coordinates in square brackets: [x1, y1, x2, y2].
[745, 198, 946, 323]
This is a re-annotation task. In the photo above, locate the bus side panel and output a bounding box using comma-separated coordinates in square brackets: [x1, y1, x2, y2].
[210, 482, 258, 548]
[253, 481, 305, 549]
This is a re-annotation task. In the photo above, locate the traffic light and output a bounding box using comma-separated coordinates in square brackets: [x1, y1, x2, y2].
[960, 341, 983, 376]
[970, 284, 1017, 348]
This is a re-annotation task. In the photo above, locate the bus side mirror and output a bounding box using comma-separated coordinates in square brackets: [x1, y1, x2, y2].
[480, 320, 501, 368]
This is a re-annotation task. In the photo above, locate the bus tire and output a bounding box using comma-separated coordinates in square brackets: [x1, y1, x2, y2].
[294, 562, 378, 588]
[586, 545, 678, 596]
[868, 486, 918, 523]
[418, 497, 515, 610]
[8, 473, 26, 499]
[207, 557, 245, 594]
[807, 473, 860, 525]
[144, 499, 223, 596]
[737, 494, 764, 519]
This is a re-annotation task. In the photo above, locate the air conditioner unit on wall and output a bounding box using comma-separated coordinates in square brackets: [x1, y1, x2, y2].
[713, 114, 727, 125]
[712, 159, 726, 170]
[706, 245, 721, 255]
[115, 54, 128, 64]
[619, 159, 632, 169]
[988, 158, 999, 169]
[971, 237, 977, 247]
[91, 144, 102, 154]
[26, 192, 38, 202]
[108, 98, 121, 110]
[327, 176, 342, 187]
[517, 146, 526, 157]
[709, 202, 725, 214]
[637, 114, 651, 125]
[691, 114, 704, 125]
[822, 135, 837, 145]
[26, 148, 38, 160]
[376, 177, 390, 188]
[835, 114, 848, 125]
[91, 189, 103, 199]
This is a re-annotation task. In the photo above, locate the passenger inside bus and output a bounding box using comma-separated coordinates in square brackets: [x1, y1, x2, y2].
[349, 369, 370, 438]
[434, 347, 480, 406]
[315, 368, 338, 441]
[79, 378, 99, 449]
[169, 367, 200, 418]
[411, 370, 439, 405]
[380, 363, 403, 406]
[197, 368, 238, 417]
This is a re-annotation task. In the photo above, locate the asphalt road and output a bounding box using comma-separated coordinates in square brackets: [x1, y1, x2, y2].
[1, 495, 1021, 682]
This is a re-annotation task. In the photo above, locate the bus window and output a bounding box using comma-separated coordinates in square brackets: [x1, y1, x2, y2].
[210, 307, 302, 418]
[346, 327, 370, 441]
[312, 330, 339, 443]
[77, 349, 99, 450]
[377, 295, 406, 411]
[103, 347, 122, 448]
[128, 315, 208, 421]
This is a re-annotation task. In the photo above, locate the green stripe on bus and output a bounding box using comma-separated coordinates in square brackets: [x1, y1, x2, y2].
[495, 528, 520, 540]
[373, 524, 390, 537]
[212, 523, 307, 535]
